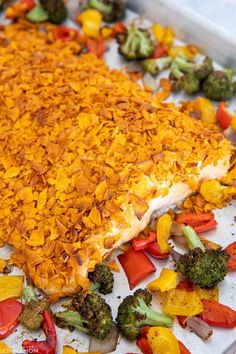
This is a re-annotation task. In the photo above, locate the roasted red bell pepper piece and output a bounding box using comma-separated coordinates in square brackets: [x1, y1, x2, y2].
[216, 102, 233, 129]
[176, 212, 217, 233]
[118, 247, 156, 289]
[20, 0, 36, 11]
[151, 45, 168, 59]
[177, 315, 188, 329]
[86, 36, 105, 57]
[52, 26, 78, 42]
[112, 22, 127, 37]
[0, 298, 23, 339]
[22, 310, 57, 354]
[193, 219, 217, 233]
[146, 242, 170, 259]
[137, 337, 153, 354]
[178, 340, 191, 354]
[225, 241, 236, 270]
[132, 232, 156, 251]
[199, 300, 236, 328]
[139, 326, 151, 339]
[177, 279, 193, 291]
[176, 212, 214, 226]
[176, 280, 193, 328]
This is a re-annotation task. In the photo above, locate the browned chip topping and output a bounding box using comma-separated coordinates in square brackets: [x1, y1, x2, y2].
[0, 22, 232, 300]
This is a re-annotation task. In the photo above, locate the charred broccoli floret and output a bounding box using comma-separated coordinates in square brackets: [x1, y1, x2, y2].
[87, 0, 125, 22]
[116, 289, 173, 341]
[39, 0, 67, 24]
[88, 264, 114, 295]
[54, 292, 113, 340]
[175, 226, 229, 289]
[19, 286, 48, 330]
[117, 26, 155, 60]
[141, 57, 172, 76]
[203, 70, 234, 101]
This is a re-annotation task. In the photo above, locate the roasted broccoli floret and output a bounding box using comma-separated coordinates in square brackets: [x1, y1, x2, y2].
[117, 25, 155, 60]
[87, 0, 125, 22]
[173, 55, 213, 80]
[19, 286, 48, 330]
[0, 0, 6, 12]
[116, 289, 173, 341]
[169, 55, 214, 94]
[54, 292, 113, 340]
[170, 65, 200, 94]
[175, 226, 229, 289]
[203, 70, 234, 101]
[39, 0, 67, 24]
[88, 264, 114, 295]
[141, 57, 172, 76]
[26, 3, 49, 23]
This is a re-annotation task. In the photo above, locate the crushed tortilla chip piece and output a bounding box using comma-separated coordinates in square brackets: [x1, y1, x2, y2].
[107, 260, 120, 272]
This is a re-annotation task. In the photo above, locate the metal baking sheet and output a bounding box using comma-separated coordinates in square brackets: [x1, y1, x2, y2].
[128, 0, 236, 67]
[1, 1, 236, 353]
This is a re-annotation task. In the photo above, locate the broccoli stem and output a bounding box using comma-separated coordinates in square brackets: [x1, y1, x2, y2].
[137, 298, 173, 327]
[23, 285, 38, 303]
[182, 225, 205, 251]
[174, 56, 195, 73]
[54, 311, 89, 333]
[171, 66, 183, 80]
[88, 0, 113, 15]
[90, 282, 101, 292]
[142, 57, 171, 75]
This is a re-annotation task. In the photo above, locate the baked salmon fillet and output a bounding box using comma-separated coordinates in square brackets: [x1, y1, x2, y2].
[0, 22, 233, 300]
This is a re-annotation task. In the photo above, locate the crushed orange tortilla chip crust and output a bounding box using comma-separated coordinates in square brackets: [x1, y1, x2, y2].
[0, 22, 233, 300]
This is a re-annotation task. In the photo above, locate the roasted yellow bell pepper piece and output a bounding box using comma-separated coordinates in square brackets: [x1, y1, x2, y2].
[152, 24, 174, 46]
[194, 97, 216, 124]
[0, 275, 24, 301]
[63, 347, 78, 354]
[147, 327, 180, 354]
[77, 9, 102, 38]
[163, 289, 203, 316]
[194, 286, 219, 302]
[0, 342, 12, 354]
[63, 347, 101, 354]
[147, 268, 177, 292]
[231, 117, 236, 131]
[100, 26, 113, 39]
[157, 214, 172, 253]
[152, 23, 165, 42]
[0, 259, 6, 272]
[168, 44, 198, 59]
